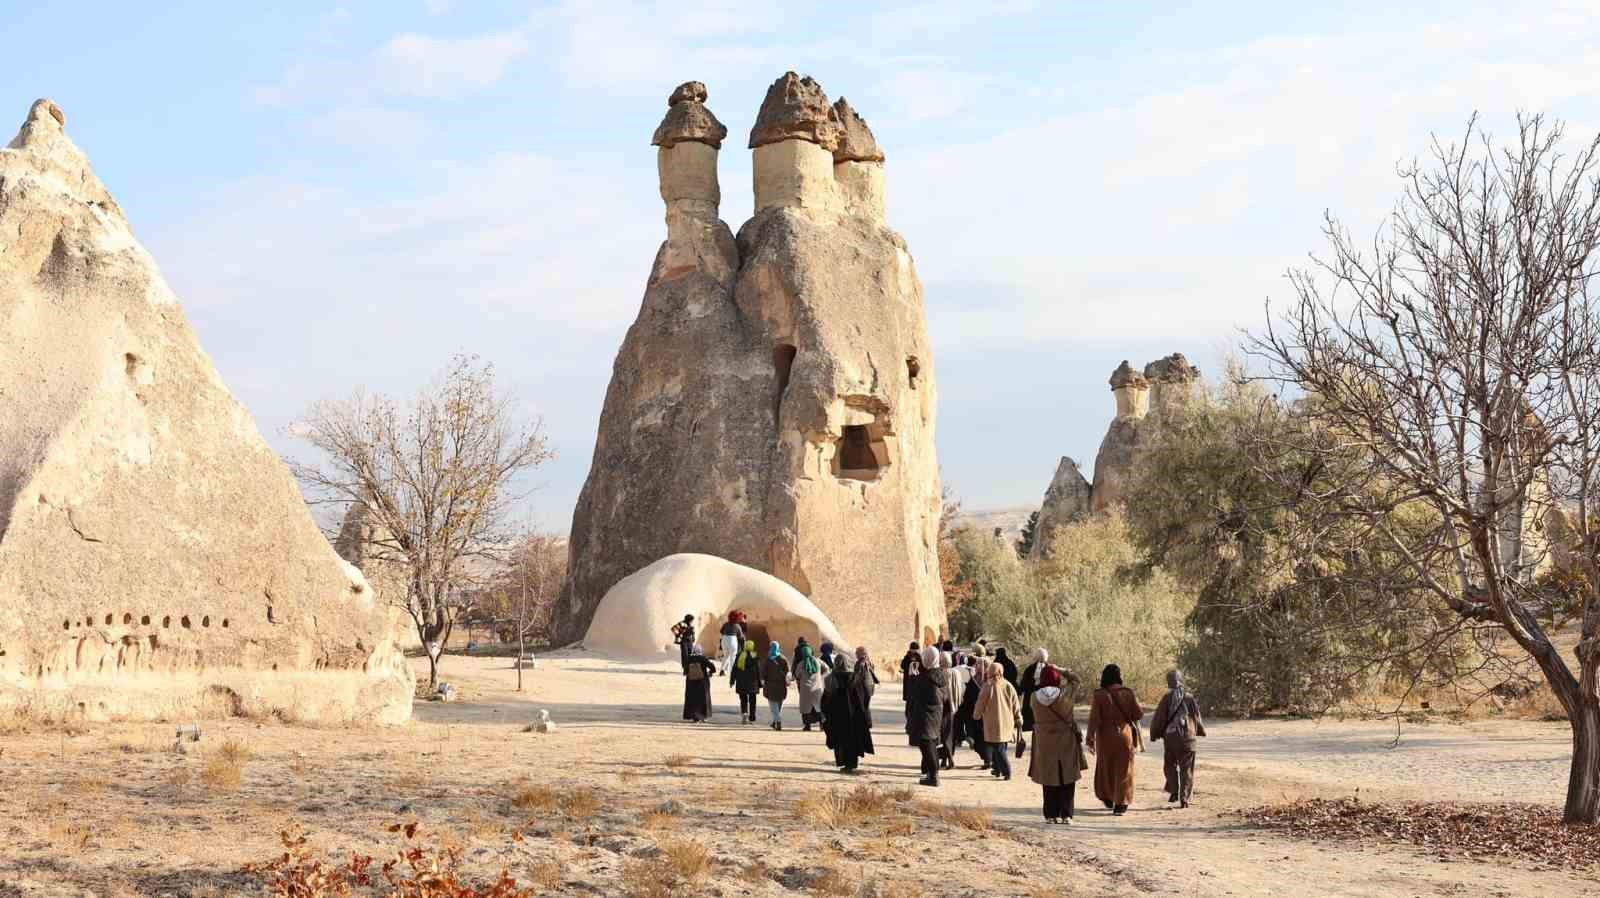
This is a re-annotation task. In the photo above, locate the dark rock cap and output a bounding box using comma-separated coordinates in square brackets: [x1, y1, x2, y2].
[748, 71, 840, 150]
[1144, 352, 1200, 382]
[831, 97, 884, 163]
[1109, 360, 1148, 390]
[651, 80, 728, 149]
[28, 98, 65, 129]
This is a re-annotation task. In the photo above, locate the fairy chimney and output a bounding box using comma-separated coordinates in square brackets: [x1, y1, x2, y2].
[558, 73, 945, 657]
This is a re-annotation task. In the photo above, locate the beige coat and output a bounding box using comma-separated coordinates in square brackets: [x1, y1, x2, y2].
[1028, 690, 1084, 786]
[972, 666, 1022, 744]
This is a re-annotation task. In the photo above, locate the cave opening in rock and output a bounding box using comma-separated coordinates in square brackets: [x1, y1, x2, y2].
[835, 423, 887, 481]
[907, 356, 920, 390]
[773, 344, 797, 425]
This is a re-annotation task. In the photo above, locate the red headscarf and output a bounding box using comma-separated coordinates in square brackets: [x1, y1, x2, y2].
[1038, 665, 1062, 689]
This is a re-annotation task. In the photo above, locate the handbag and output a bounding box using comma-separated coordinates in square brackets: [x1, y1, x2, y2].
[1014, 734, 1027, 759]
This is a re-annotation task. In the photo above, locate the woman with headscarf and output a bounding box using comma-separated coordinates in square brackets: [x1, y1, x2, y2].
[936, 651, 961, 770]
[681, 642, 717, 722]
[905, 645, 946, 786]
[823, 650, 875, 771]
[994, 646, 1019, 690]
[1148, 669, 1206, 808]
[793, 641, 830, 731]
[729, 638, 761, 724]
[671, 614, 697, 673]
[1087, 663, 1144, 815]
[759, 640, 791, 730]
[957, 658, 988, 768]
[899, 641, 922, 735]
[1028, 665, 1085, 824]
[1018, 647, 1050, 732]
[717, 611, 746, 673]
[973, 660, 1022, 781]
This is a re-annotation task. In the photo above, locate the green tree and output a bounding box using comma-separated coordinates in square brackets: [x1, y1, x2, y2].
[1015, 511, 1040, 558]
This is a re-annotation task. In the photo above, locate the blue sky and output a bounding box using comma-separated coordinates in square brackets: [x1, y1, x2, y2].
[7, 1, 1600, 530]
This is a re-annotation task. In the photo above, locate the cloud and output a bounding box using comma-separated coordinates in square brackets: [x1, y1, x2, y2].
[305, 105, 430, 150]
[372, 31, 529, 98]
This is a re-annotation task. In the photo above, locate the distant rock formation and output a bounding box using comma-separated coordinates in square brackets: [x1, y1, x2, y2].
[0, 100, 412, 724]
[1025, 354, 1200, 557]
[1029, 457, 1093, 558]
[557, 73, 946, 656]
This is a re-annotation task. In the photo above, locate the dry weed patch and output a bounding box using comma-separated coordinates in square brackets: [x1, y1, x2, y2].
[797, 785, 914, 830]
[662, 754, 693, 769]
[640, 810, 681, 831]
[506, 779, 604, 821]
[245, 824, 537, 897]
[915, 800, 995, 832]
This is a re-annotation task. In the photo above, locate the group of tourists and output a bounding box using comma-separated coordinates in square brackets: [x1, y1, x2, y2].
[671, 613, 1206, 825]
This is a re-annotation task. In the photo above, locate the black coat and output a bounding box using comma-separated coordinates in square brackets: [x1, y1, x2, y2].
[823, 667, 876, 765]
[682, 654, 716, 721]
[1019, 661, 1044, 731]
[729, 655, 761, 694]
[899, 650, 921, 701]
[905, 670, 947, 742]
[996, 651, 1019, 689]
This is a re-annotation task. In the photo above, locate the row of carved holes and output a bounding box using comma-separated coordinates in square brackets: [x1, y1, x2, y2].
[63, 613, 229, 631]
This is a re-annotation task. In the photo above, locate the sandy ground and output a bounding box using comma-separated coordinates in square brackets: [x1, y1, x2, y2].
[0, 650, 1588, 897]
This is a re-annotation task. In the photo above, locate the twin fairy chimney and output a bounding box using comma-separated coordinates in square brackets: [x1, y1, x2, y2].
[557, 74, 946, 654]
[1029, 354, 1199, 558]
[0, 100, 413, 723]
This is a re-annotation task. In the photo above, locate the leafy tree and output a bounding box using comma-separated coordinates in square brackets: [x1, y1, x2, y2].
[1015, 511, 1040, 558]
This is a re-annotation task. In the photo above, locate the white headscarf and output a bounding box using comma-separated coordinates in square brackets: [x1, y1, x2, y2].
[1033, 647, 1049, 664]
[920, 645, 941, 669]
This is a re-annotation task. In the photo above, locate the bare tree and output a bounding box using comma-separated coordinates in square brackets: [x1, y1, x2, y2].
[1255, 113, 1600, 823]
[480, 531, 567, 691]
[291, 355, 553, 690]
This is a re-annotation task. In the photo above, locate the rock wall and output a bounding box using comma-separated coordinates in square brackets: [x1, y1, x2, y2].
[558, 74, 945, 656]
[0, 100, 412, 725]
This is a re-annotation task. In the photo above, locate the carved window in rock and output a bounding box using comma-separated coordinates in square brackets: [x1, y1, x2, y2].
[834, 422, 889, 482]
[906, 356, 920, 390]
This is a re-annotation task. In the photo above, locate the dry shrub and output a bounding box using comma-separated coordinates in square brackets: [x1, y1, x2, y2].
[201, 750, 246, 792]
[807, 866, 853, 897]
[245, 825, 538, 897]
[798, 785, 911, 830]
[507, 780, 602, 820]
[560, 787, 601, 821]
[48, 820, 94, 851]
[509, 782, 559, 814]
[738, 860, 773, 884]
[168, 765, 193, 789]
[661, 839, 712, 881]
[620, 839, 713, 898]
[218, 737, 252, 764]
[67, 775, 110, 796]
[882, 817, 915, 837]
[662, 754, 693, 769]
[917, 801, 994, 832]
[528, 860, 562, 891]
[640, 810, 680, 831]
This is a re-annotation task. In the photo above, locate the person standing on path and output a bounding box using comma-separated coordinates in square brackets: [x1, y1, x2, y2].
[899, 641, 922, 734]
[793, 642, 829, 731]
[759, 641, 791, 730]
[959, 660, 989, 769]
[906, 645, 947, 787]
[1087, 663, 1143, 815]
[823, 651, 875, 772]
[681, 643, 716, 722]
[937, 651, 961, 770]
[729, 638, 761, 724]
[994, 647, 1019, 690]
[1148, 668, 1206, 808]
[1028, 665, 1085, 824]
[1018, 647, 1049, 733]
[973, 660, 1022, 781]
[717, 612, 745, 673]
[672, 614, 697, 673]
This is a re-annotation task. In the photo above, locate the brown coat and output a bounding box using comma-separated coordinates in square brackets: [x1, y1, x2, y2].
[1087, 685, 1143, 806]
[973, 675, 1022, 744]
[1028, 691, 1084, 786]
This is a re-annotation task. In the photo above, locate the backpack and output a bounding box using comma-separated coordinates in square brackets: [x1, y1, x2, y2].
[1164, 692, 1191, 741]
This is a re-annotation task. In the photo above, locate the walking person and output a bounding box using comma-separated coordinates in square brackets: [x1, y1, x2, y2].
[681, 643, 716, 722]
[958, 659, 989, 769]
[899, 641, 922, 734]
[793, 641, 830, 731]
[822, 651, 875, 772]
[973, 661, 1022, 781]
[729, 638, 761, 724]
[1028, 665, 1085, 824]
[1018, 648, 1049, 733]
[1087, 664, 1144, 815]
[906, 645, 946, 786]
[717, 611, 745, 672]
[671, 614, 697, 673]
[1148, 669, 1206, 808]
[994, 646, 1019, 690]
[760, 641, 791, 730]
[937, 651, 962, 770]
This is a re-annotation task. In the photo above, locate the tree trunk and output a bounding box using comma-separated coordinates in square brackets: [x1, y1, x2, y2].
[1568, 700, 1600, 824]
[516, 630, 525, 693]
[426, 647, 440, 691]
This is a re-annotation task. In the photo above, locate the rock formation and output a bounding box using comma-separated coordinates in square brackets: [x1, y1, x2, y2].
[557, 74, 945, 656]
[1089, 353, 1199, 513]
[1028, 457, 1093, 558]
[583, 554, 847, 661]
[0, 100, 412, 724]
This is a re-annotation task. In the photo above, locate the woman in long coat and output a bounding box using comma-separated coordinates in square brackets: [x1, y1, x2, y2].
[1018, 647, 1049, 732]
[729, 638, 761, 724]
[759, 642, 790, 730]
[1086, 663, 1143, 815]
[681, 643, 717, 722]
[1028, 665, 1084, 823]
[793, 642, 830, 731]
[973, 660, 1022, 780]
[958, 660, 988, 769]
[937, 652, 961, 770]
[905, 646, 946, 786]
[822, 651, 875, 772]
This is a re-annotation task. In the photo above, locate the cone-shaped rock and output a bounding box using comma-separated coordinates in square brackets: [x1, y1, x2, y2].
[1029, 457, 1092, 558]
[831, 98, 884, 163]
[559, 75, 945, 656]
[0, 100, 412, 723]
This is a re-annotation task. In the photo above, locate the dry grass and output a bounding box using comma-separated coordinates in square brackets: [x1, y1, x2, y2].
[200, 744, 247, 792]
[796, 785, 913, 830]
[640, 810, 681, 831]
[47, 820, 94, 851]
[662, 754, 693, 769]
[507, 779, 602, 820]
[217, 737, 252, 764]
[916, 801, 995, 832]
[660, 839, 712, 880]
[528, 860, 562, 891]
[620, 838, 713, 898]
[807, 866, 854, 897]
[509, 782, 559, 813]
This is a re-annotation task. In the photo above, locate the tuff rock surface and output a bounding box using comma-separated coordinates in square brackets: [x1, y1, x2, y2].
[0, 100, 412, 724]
[559, 74, 945, 656]
[1088, 353, 1200, 513]
[1029, 457, 1093, 558]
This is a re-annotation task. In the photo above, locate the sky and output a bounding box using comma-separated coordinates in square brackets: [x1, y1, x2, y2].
[7, 1, 1600, 530]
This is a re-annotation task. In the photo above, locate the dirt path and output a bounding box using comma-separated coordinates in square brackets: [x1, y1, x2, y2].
[422, 652, 1582, 897]
[0, 650, 1585, 897]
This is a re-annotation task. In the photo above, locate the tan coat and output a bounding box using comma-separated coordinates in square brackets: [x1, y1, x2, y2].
[973, 671, 1022, 744]
[1028, 691, 1084, 786]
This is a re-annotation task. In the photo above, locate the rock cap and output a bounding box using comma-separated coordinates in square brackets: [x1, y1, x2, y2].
[1109, 360, 1149, 390]
[1144, 352, 1200, 382]
[748, 71, 840, 150]
[831, 97, 884, 163]
[652, 80, 729, 149]
[28, 98, 66, 129]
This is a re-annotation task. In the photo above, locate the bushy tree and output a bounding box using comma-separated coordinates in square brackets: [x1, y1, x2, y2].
[1015, 511, 1040, 558]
